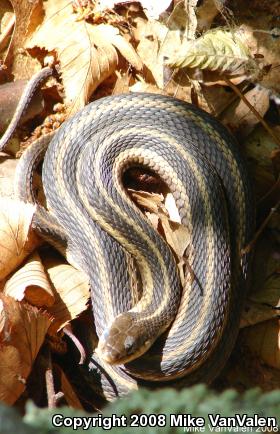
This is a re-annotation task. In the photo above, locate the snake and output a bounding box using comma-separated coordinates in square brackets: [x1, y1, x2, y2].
[1, 67, 255, 400]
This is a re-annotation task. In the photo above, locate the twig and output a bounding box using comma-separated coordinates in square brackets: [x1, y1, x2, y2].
[45, 349, 64, 408]
[242, 198, 280, 254]
[223, 77, 280, 149]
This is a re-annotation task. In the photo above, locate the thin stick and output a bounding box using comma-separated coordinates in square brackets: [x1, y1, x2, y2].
[45, 357, 57, 408]
[224, 77, 280, 149]
[242, 198, 280, 254]
[45, 348, 64, 408]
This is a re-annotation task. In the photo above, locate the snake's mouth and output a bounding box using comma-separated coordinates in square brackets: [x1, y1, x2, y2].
[96, 337, 152, 365]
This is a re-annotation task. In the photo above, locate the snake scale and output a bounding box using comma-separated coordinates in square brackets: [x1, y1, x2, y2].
[2, 68, 255, 400]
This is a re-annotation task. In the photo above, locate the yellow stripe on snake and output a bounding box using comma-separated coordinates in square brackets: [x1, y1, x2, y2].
[14, 89, 255, 400]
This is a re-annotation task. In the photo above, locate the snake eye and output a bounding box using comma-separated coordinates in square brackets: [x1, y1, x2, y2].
[124, 335, 136, 353]
[96, 312, 155, 365]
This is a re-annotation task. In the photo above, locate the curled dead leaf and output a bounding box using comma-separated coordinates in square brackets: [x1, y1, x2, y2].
[43, 255, 89, 334]
[4, 252, 55, 307]
[242, 319, 280, 370]
[0, 294, 51, 404]
[0, 198, 40, 281]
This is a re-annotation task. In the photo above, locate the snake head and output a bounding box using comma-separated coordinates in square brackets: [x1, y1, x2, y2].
[96, 312, 154, 365]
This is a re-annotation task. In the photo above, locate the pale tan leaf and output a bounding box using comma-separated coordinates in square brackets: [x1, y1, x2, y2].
[166, 28, 259, 78]
[0, 294, 51, 404]
[221, 86, 270, 138]
[135, 13, 190, 88]
[242, 319, 280, 370]
[94, 24, 142, 71]
[43, 256, 89, 334]
[130, 190, 190, 263]
[26, 0, 142, 112]
[145, 212, 159, 230]
[136, 1, 197, 88]
[6, 0, 42, 80]
[0, 158, 17, 198]
[241, 301, 279, 328]
[239, 21, 280, 93]
[130, 81, 166, 95]
[129, 190, 164, 214]
[196, 0, 222, 32]
[4, 252, 55, 307]
[160, 213, 190, 260]
[0, 198, 40, 281]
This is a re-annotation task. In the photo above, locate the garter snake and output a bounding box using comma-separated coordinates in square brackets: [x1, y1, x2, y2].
[8, 68, 255, 400]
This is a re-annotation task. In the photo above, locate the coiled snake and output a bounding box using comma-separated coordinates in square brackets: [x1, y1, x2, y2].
[2, 68, 255, 400]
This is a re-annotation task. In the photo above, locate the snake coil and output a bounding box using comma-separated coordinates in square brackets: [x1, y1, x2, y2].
[11, 77, 255, 400]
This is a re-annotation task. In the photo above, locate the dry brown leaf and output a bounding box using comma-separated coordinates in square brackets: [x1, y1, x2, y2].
[0, 158, 17, 198]
[4, 252, 55, 307]
[221, 86, 270, 139]
[239, 20, 280, 93]
[135, 0, 198, 89]
[134, 18, 170, 89]
[166, 0, 198, 41]
[129, 190, 164, 214]
[198, 83, 239, 116]
[26, 0, 142, 113]
[112, 70, 131, 95]
[241, 301, 279, 328]
[160, 215, 189, 258]
[244, 125, 279, 199]
[196, 0, 223, 32]
[43, 255, 89, 334]
[130, 80, 166, 95]
[130, 190, 162, 229]
[129, 190, 190, 264]
[5, 0, 42, 79]
[242, 319, 280, 370]
[0, 294, 51, 404]
[0, 198, 40, 281]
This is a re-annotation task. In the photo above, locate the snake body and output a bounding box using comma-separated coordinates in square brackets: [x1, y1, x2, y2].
[9, 71, 255, 400]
